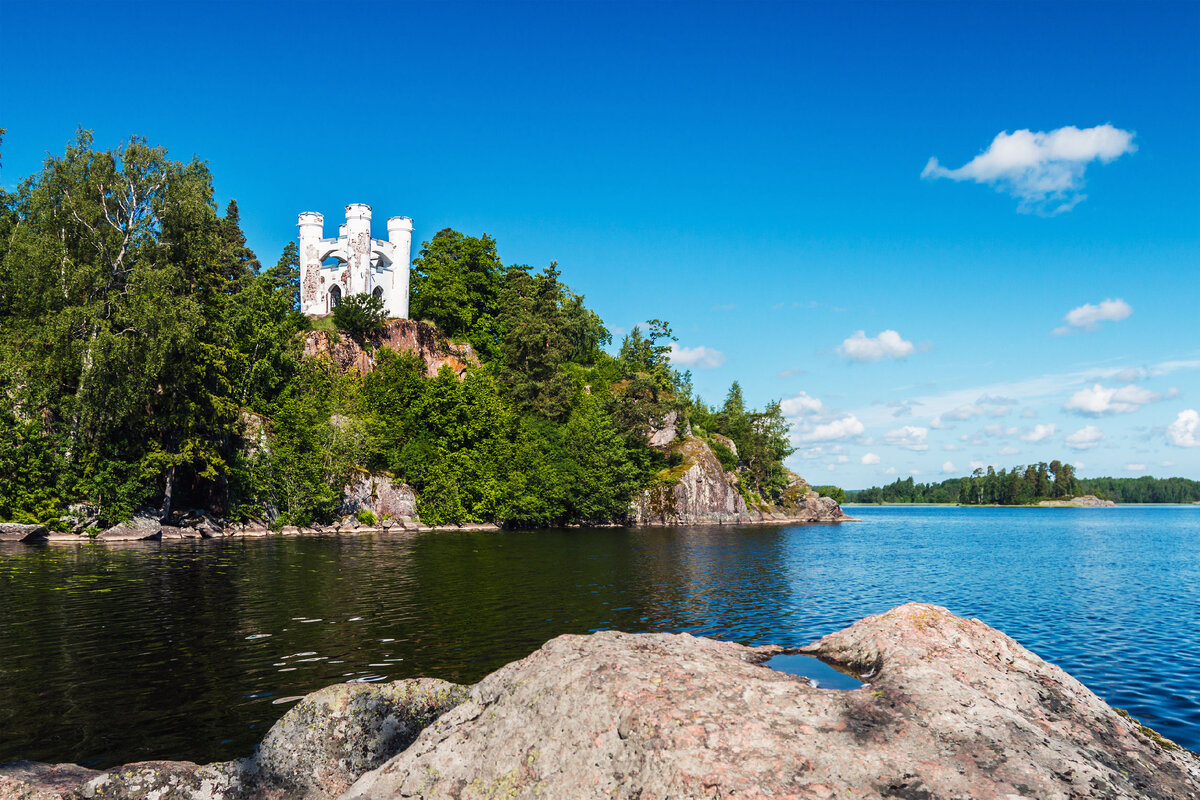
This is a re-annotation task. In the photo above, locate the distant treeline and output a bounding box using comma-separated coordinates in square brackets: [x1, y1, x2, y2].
[847, 462, 1200, 505]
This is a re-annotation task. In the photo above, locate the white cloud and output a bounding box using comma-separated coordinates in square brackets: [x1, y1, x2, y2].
[797, 414, 865, 443]
[1167, 409, 1200, 448]
[1166, 387, 1181, 399]
[882, 426, 929, 452]
[668, 343, 726, 369]
[861, 452, 881, 465]
[969, 460, 986, 470]
[777, 366, 807, 378]
[942, 443, 961, 451]
[846, 357, 1200, 430]
[942, 461, 956, 474]
[1126, 463, 1146, 472]
[836, 455, 849, 464]
[838, 330, 914, 363]
[999, 446, 1020, 456]
[1065, 425, 1105, 450]
[780, 391, 824, 417]
[1161, 461, 1176, 468]
[1064, 383, 1160, 416]
[983, 424, 1019, 438]
[909, 469, 922, 476]
[1021, 423, 1057, 443]
[1052, 298, 1133, 335]
[922, 124, 1136, 214]
[945, 404, 984, 421]
[884, 467, 897, 475]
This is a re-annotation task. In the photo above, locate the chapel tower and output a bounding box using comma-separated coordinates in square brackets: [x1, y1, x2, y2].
[297, 204, 413, 318]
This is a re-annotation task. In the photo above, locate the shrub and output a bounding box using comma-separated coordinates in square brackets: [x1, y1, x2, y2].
[708, 440, 738, 471]
[333, 293, 386, 342]
[356, 508, 377, 526]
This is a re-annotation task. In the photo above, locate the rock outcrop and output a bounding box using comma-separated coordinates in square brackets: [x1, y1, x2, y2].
[302, 320, 478, 378]
[1038, 494, 1117, 507]
[630, 435, 851, 525]
[339, 473, 419, 523]
[0, 523, 49, 542]
[0, 679, 468, 800]
[347, 603, 1198, 800]
[5, 605, 1198, 799]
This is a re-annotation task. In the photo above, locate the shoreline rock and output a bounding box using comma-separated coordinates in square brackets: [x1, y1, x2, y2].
[1037, 494, 1117, 507]
[631, 435, 855, 526]
[8, 603, 1193, 799]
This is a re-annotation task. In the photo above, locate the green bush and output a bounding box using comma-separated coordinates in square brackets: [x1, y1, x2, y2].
[708, 440, 738, 471]
[356, 508, 377, 526]
[814, 485, 846, 503]
[332, 293, 386, 342]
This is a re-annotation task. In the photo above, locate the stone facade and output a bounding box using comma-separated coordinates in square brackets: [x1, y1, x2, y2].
[299, 204, 413, 319]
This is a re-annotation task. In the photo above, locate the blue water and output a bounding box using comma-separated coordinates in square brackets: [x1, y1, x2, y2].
[1, 504, 1197, 767]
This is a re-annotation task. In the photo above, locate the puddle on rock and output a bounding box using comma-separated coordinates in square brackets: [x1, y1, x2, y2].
[765, 654, 865, 690]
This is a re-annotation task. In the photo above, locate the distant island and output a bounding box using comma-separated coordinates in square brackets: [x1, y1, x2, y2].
[847, 461, 1200, 505]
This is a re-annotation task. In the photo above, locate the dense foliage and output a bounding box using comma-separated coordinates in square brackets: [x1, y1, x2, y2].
[0, 132, 795, 529]
[848, 462, 1200, 505]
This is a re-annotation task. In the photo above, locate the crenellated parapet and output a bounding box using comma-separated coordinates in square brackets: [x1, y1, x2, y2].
[298, 205, 413, 318]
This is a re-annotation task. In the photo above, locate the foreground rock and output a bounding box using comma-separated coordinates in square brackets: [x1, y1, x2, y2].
[347, 604, 1197, 800]
[631, 435, 853, 525]
[6, 605, 1197, 799]
[0, 679, 468, 800]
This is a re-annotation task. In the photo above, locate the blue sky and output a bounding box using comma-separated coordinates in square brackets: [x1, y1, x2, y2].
[3, 1, 1198, 487]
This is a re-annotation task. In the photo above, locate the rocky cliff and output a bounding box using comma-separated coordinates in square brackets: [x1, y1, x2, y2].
[7, 604, 1195, 799]
[302, 319, 479, 378]
[630, 434, 851, 525]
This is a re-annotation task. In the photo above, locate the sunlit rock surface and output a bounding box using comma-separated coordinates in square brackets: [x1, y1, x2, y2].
[5, 605, 1196, 799]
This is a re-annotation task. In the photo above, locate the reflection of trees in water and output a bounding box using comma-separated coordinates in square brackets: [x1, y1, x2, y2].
[0, 529, 794, 768]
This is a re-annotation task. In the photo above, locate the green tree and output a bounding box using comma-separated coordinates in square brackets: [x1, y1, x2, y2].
[409, 229, 504, 360]
[333, 292, 386, 343]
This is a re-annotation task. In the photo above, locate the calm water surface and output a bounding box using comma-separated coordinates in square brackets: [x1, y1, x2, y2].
[1, 505, 1197, 766]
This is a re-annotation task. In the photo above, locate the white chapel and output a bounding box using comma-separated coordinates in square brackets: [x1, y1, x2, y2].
[298, 204, 413, 318]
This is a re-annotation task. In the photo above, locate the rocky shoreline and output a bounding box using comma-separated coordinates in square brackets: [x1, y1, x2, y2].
[3, 603, 1195, 799]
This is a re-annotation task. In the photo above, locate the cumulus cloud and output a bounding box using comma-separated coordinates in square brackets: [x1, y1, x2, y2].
[1021, 423, 1057, 443]
[999, 446, 1020, 456]
[969, 460, 986, 470]
[797, 414, 865, 443]
[1052, 298, 1133, 335]
[780, 391, 824, 417]
[668, 343, 726, 369]
[861, 452, 881, 465]
[1064, 383, 1160, 416]
[882, 426, 929, 452]
[942, 461, 957, 474]
[922, 124, 1136, 214]
[838, 330, 914, 363]
[1126, 463, 1146, 472]
[884, 467, 897, 475]
[983, 424, 1019, 438]
[1167, 409, 1200, 448]
[1065, 425, 1106, 450]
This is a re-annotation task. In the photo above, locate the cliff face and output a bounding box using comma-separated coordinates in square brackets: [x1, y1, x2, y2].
[630, 435, 851, 526]
[302, 319, 479, 378]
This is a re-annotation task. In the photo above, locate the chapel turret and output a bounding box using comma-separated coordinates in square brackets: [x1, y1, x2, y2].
[298, 205, 412, 319]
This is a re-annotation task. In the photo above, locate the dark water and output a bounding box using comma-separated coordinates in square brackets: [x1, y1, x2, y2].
[1, 505, 1197, 767]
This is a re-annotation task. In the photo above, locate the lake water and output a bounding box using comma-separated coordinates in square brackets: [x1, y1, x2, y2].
[1, 505, 1197, 767]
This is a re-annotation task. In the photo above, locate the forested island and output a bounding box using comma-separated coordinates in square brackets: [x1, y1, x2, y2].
[0, 131, 804, 532]
[848, 463, 1200, 505]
